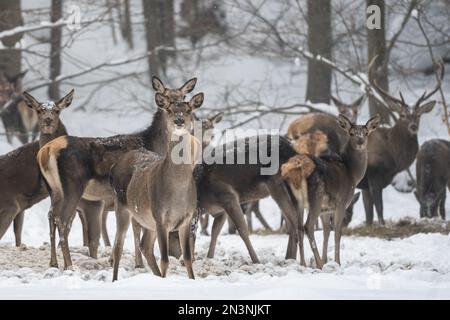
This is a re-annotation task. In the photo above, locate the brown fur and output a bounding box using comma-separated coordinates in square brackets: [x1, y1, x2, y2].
[292, 130, 328, 156]
[281, 155, 316, 190]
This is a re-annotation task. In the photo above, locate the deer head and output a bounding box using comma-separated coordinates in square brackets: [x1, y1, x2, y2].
[338, 114, 380, 150]
[155, 92, 204, 136]
[331, 95, 365, 122]
[369, 57, 443, 135]
[193, 111, 224, 147]
[0, 71, 27, 104]
[23, 89, 74, 134]
[152, 76, 197, 103]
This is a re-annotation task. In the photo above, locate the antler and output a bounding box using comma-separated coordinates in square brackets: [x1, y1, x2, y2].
[368, 56, 406, 108]
[414, 58, 444, 110]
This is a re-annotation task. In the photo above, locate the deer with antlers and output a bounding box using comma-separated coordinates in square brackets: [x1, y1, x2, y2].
[358, 58, 444, 225]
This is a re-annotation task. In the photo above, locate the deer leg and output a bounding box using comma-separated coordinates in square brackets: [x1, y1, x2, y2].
[370, 185, 385, 225]
[84, 201, 103, 259]
[48, 210, 58, 268]
[139, 228, 161, 276]
[321, 213, 331, 263]
[245, 208, 253, 233]
[304, 200, 323, 269]
[200, 215, 209, 236]
[77, 210, 89, 247]
[102, 210, 111, 247]
[0, 202, 20, 242]
[362, 189, 374, 225]
[179, 222, 195, 279]
[13, 211, 24, 247]
[227, 216, 237, 234]
[333, 207, 345, 265]
[112, 206, 130, 282]
[132, 218, 144, 268]
[253, 202, 272, 231]
[222, 198, 260, 263]
[207, 213, 226, 258]
[439, 192, 446, 220]
[156, 222, 170, 277]
[267, 178, 302, 263]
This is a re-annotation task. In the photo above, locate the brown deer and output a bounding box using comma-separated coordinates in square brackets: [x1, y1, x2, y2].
[0, 90, 73, 246]
[110, 92, 204, 281]
[358, 58, 443, 225]
[0, 71, 38, 144]
[190, 134, 303, 265]
[331, 95, 365, 122]
[282, 114, 380, 268]
[414, 139, 450, 219]
[37, 77, 198, 269]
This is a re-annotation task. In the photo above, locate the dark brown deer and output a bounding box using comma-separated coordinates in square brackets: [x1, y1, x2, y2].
[282, 114, 380, 268]
[331, 95, 365, 122]
[0, 90, 73, 246]
[415, 139, 450, 219]
[37, 77, 198, 269]
[191, 134, 303, 265]
[0, 71, 38, 144]
[110, 92, 204, 281]
[358, 58, 443, 225]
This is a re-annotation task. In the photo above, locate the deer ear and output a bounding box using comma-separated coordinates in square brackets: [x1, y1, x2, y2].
[338, 114, 352, 131]
[417, 101, 435, 115]
[331, 96, 345, 108]
[180, 78, 197, 95]
[7, 70, 27, 87]
[155, 93, 170, 110]
[152, 76, 166, 93]
[56, 89, 75, 110]
[189, 92, 204, 110]
[365, 114, 380, 132]
[210, 112, 224, 124]
[22, 91, 41, 111]
[352, 94, 365, 107]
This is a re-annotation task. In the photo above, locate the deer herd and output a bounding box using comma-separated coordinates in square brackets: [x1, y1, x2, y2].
[0, 59, 447, 280]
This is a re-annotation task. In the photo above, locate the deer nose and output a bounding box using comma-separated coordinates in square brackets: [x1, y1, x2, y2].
[174, 118, 184, 126]
[410, 124, 418, 132]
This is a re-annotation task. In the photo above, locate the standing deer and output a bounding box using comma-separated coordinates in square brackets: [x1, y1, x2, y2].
[0, 90, 73, 246]
[110, 92, 204, 280]
[358, 59, 443, 225]
[415, 139, 450, 219]
[282, 114, 380, 268]
[190, 134, 302, 265]
[36, 77, 198, 269]
[0, 71, 38, 144]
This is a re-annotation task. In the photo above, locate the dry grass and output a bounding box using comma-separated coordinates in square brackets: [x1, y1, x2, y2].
[343, 217, 450, 240]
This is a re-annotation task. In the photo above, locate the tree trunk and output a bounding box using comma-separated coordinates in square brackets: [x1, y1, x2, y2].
[0, 0, 26, 144]
[142, 0, 175, 79]
[48, 0, 62, 100]
[366, 0, 390, 123]
[305, 0, 332, 104]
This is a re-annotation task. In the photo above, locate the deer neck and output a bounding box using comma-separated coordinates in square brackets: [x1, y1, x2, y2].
[142, 109, 170, 155]
[342, 141, 368, 185]
[39, 121, 68, 148]
[388, 121, 418, 170]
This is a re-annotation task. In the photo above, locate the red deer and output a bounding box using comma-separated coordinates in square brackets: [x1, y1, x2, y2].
[188, 134, 303, 265]
[0, 90, 73, 246]
[282, 114, 380, 268]
[415, 139, 450, 219]
[0, 71, 38, 144]
[110, 92, 204, 280]
[37, 77, 198, 269]
[357, 58, 443, 225]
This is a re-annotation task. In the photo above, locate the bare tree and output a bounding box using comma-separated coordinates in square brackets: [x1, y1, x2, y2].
[306, 0, 332, 103]
[48, 0, 63, 100]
